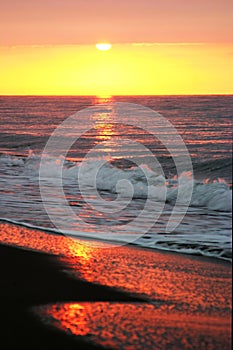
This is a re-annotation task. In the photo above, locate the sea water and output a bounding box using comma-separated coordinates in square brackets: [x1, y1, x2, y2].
[0, 95, 232, 260]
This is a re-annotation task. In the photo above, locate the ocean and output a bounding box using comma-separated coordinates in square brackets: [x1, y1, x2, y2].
[0, 95, 232, 261]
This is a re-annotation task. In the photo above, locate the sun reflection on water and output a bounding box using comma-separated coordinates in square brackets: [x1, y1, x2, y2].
[94, 123, 116, 141]
[92, 95, 113, 105]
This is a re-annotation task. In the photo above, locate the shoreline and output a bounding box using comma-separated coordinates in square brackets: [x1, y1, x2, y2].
[0, 219, 231, 265]
[0, 221, 231, 349]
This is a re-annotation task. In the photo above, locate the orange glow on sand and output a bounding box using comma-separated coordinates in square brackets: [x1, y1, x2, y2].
[35, 302, 231, 350]
[0, 222, 231, 348]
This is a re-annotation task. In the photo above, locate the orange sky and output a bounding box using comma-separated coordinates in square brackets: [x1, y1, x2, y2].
[1, 0, 233, 95]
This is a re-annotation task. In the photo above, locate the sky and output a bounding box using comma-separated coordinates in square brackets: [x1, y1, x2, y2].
[1, 0, 233, 95]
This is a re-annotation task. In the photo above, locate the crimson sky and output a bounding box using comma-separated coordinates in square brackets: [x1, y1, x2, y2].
[1, 0, 233, 46]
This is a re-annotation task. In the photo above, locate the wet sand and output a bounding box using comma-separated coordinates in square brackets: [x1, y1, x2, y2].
[0, 221, 231, 349]
[0, 244, 142, 349]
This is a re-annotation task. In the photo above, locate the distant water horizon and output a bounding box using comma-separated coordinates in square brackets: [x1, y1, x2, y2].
[1, 94, 233, 97]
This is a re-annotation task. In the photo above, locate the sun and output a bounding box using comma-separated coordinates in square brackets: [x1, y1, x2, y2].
[96, 43, 112, 51]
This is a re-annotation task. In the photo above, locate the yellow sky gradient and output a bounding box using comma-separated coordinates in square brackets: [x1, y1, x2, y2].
[1, 1, 232, 95]
[0, 43, 232, 95]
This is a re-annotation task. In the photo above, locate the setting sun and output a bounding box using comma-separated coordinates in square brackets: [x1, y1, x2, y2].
[96, 43, 112, 51]
[0, 43, 232, 95]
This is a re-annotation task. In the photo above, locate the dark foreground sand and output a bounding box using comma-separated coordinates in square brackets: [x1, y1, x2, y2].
[0, 244, 142, 349]
[0, 222, 231, 349]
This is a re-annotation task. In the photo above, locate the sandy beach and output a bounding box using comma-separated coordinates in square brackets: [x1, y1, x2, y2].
[0, 221, 231, 349]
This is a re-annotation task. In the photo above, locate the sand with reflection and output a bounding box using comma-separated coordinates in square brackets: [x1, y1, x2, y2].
[36, 302, 231, 350]
[0, 221, 231, 349]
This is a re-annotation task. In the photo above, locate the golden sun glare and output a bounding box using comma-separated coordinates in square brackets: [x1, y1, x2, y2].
[96, 43, 112, 51]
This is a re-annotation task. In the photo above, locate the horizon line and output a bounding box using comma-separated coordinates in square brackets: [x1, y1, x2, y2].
[1, 93, 232, 97]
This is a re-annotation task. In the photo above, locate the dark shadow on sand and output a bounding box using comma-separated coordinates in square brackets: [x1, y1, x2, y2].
[0, 244, 143, 350]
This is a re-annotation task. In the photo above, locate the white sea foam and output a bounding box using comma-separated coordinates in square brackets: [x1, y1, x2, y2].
[75, 159, 232, 212]
[0, 154, 232, 212]
[0, 153, 231, 260]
